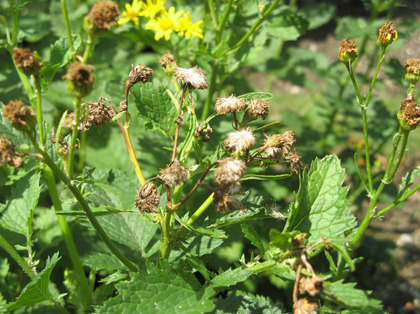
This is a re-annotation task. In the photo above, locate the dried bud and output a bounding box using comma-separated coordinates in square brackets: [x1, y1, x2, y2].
[215, 158, 246, 185]
[62, 63, 95, 97]
[215, 94, 246, 115]
[12, 47, 42, 76]
[87, 1, 119, 32]
[213, 183, 243, 213]
[405, 58, 420, 84]
[224, 128, 255, 155]
[299, 276, 323, 297]
[264, 131, 296, 155]
[159, 159, 188, 186]
[160, 53, 178, 76]
[194, 121, 213, 142]
[246, 98, 270, 119]
[293, 297, 319, 314]
[2, 100, 36, 133]
[125, 64, 154, 96]
[339, 38, 358, 63]
[377, 21, 398, 46]
[285, 153, 305, 173]
[78, 98, 115, 131]
[174, 66, 209, 90]
[0, 136, 23, 168]
[119, 100, 128, 112]
[264, 146, 282, 162]
[135, 183, 160, 214]
[399, 97, 420, 128]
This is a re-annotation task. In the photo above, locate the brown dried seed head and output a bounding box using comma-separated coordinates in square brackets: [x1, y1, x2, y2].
[78, 99, 116, 131]
[215, 158, 246, 185]
[285, 153, 305, 173]
[0, 136, 22, 168]
[174, 66, 209, 89]
[299, 276, 323, 297]
[247, 98, 270, 119]
[135, 183, 160, 214]
[400, 97, 420, 126]
[265, 131, 296, 154]
[215, 94, 246, 115]
[88, 1, 119, 31]
[339, 38, 358, 63]
[159, 159, 188, 186]
[125, 64, 154, 95]
[213, 183, 243, 213]
[12, 47, 42, 76]
[406, 58, 420, 75]
[293, 297, 319, 314]
[3, 100, 36, 132]
[224, 128, 255, 155]
[377, 21, 398, 45]
[160, 53, 177, 69]
[62, 63, 95, 86]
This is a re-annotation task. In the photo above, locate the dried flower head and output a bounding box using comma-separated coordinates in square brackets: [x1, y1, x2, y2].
[285, 153, 305, 173]
[405, 58, 420, 84]
[339, 38, 358, 63]
[135, 183, 160, 214]
[174, 66, 209, 89]
[215, 94, 246, 115]
[0, 136, 23, 168]
[88, 1, 119, 32]
[400, 97, 420, 127]
[160, 53, 178, 76]
[62, 63, 95, 96]
[78, 98, 116, 131]
[293, 297, 319, 314]
[12, 47, 42, 76]
[264, 146, 282, 162]
[125, 64, 154, 96]
[215, 158, 246, 185]
[299, 276, 323, 297]
[264, 131, 296, 155]
[3, 100, 36, 132]
[194, 121, 213, 142]
[247, 98, 270, 119]
[224, 128, 255, 155]
[52, 135, 71, 157]
[377, 21, 398, 46]
[213, 183, 243, 213]
[159, 159, 188, 186]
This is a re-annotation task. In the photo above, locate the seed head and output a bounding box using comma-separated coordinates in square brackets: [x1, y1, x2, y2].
[160, 53, 178, 76]
[405, 58, 420, 84]
[62, 63, 95, 97]
[0, 136, 23, 168]
[78, 98, 116, 131]
[377, 21, 398, 46]
[215, 94, 246, 115]
[293, 297, 319, 314]
[174, 66, 209, 89]
[215, 158, 246, 185]
[12, 47, 42, 76]
[224, 128, 255, 155]
[264, 146, 282, 162]
[339, 38, 358, 63]
[247, 98, 269, 119]
[299, 276, 323, 297]
[285, 153, 305, 173]
[125, 64, 154, 96]
[87, 1, 119, 32]
[159, 159, 188, 186]
[3, 100, 36, 132]
[135, 183, 160, 214]
[399, 97, 420, 127]
[213, 183, 243, 213]
[264, 131, 296, 155]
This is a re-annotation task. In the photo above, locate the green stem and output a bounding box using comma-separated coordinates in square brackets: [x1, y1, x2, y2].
[201, 61, 219, 120]
[33, 74, 45, 147]
[43, 166, 93, 309]
[82, 30, 96, 64]
[216, 0, 233, 43]
[68, 96, 81, 179]
[207, 0, 218, 30]
[159, 210, 174, 261]
[375, 183, 420, 218]
[407, 82, 416, 98]
[187, 193, 215, 225]
[60, 0, 76, 61]
[387, 128, 410, 181]
[9, 0, 18, 46]
[364, 46, 386, 108]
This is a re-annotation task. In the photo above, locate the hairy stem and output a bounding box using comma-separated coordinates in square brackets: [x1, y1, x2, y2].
[60, 0, 76, 61]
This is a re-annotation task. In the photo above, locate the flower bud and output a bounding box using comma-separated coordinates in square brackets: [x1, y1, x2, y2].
[2, 100, 36, 133]
[299, 276, 323, 297]
[159, 159, 188, 186]
[0, 136, 23, 168]
[13, 47, 42, 76]
[62, 63, 95, 97]
[339, 38, 358, 63]
[405, 58, 420, 85]
[87, 1, 119, 32]
[215, 94, 246, 115]
[135, 183, 160, 214]
[160, 53, 178, 77]
[377, 21, 398, 46]
[174, 66, 209, 90]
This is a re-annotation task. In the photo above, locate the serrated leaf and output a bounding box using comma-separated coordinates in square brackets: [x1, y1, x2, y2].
[284, 155, 356, 243]
[50, 35, 81, 66]
[132, 83, 178, 138]
[0, 171, 41, 236]
[269, 229, 304, 252]
[96, 263, 214, 313]
[322, 280, 382, 310]
[211, 267, 253, 288]
[397, 167, 420, 200]
[84, 253, 128, 271]
[267, 8, 309, 41]
[241, 224, 265, 253]
[177, 235, 224, 258]
[7, 253, 61, 310]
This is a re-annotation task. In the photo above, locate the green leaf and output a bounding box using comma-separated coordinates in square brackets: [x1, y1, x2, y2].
[397, 167, 420, 201]
[334, 17, 383, 39]
[50, 35, 81, 67]
[210, 267, 253, 288]
[84, 253, 128, 271]
[176, 235, 224, 258]
[300, 3, 336, 30]
[96, 262, 214, 313]
[0, 108, 28, 146]
[284, 155, 356, 243]
[132, 82, 178, 138]
[322, 280, 382, 310]
[0, 171, 41, 236]
[241, 174, 291, 181]
[269, 229, 305, 252]
[267, 8, 309, 41]
[241, 224, 265, 253]
[7, 253, 61, 310]
[238, 92, 273, 102]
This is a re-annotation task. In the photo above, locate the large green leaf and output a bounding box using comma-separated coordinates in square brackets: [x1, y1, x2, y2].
[6, 253, 61, 310]
[0, 171, 41, 236]
[266, 8, 309, 41]
[284, 155, 356, 243]
[96, 262, 214, 313]
[210, 267, 253, 288]
[132, 82, 178, 138]
[84, 252, 128, 272]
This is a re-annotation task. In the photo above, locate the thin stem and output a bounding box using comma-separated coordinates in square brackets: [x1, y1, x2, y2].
[364, 45, 386, 108]
[43, 166, 93, 309]
[172, 85, 188, 162]
[60, 0, 76, 61]
[407, 82, 416, 98]
[375, 183, 420, 218]
[216, 0, 233, 43]
[68, 96, 82, 179]
[159, 210, 173, 261]
[33, 74, 45, 147]
[9, 0, 18, 46]
[387, 128, 410, 181]
[186, 193, 215, 225]
[207, 0, 218, 30]
[201, 61, 219, 120]
[82, 30, 95, 64]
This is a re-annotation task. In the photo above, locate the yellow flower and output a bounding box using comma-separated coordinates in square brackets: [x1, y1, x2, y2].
[118, 0, 142, 25]
[146, 7, 184, 41]
[177, 12, 203, 40]
[140, 0, 166, 19]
